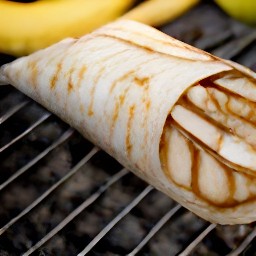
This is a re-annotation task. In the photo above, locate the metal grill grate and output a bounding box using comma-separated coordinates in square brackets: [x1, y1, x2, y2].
[0, 2, 256, 256]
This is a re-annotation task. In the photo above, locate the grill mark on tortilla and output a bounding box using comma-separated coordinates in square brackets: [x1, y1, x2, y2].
[98, 48, 130, 64]
[77, 65, 87, 88]
[88, 66, 105, 117]
[97, 34, 216, 63]
[76, 65, 87, 113]
[28, 60, 38, 88]
[109, 70, 135, 94]
[134, 76, 150, 86]
[112, 101, 120, 125]
[102, 26, 215, 61]
[119, 94, 125, 106]
[141, 79, 151, 151]
[109, 86, 130, 144]
[113, 86, 130, 123]
[67, 67, 75, 94]
[50, 61, 62, 90]
[126, 104, 135, 157]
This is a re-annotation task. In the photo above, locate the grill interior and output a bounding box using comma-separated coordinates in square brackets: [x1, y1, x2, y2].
[0, 2, 256, 255]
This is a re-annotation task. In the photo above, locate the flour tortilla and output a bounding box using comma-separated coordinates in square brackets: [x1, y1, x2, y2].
[1, 20, 256, 224]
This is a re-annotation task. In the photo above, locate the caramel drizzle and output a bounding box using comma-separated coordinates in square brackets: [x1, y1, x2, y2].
[160, 73, 256, 208]
[161, 121, 256, 208]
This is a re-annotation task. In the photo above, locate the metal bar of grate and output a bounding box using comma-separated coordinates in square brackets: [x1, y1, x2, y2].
[0, 146, 98, 236]
[127, 204, 182, 256]
[0, 100, 29, 124]
[226, 226, 256, 256]
[0, 112, 51, 153]
[22, 168, 129, 256]
[0, 128, 74, 191]
[212, 31, 256, 59]
[78, 185, 154, 256]
[178, 223, 217, 256]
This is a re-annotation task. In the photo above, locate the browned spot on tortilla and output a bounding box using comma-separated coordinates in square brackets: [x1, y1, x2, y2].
[87, 108, 94, 116]
[50, 62, 62, 90]
[77, 65, 87, 88]
[112, 101, 120, 124]
[109, 70, 134, 93]
[126, 104, 135, 157]
[80, 104, 85, 113]
[88, 66, 105, 117]
[119, 95, 125, 105]
[68, 80, 73, 94]
[109, 87, 130, 142]
[98, 34, 204, 62]
[67, 67, 75, 94]
[134, 76, 150, 86]
[145, 100, 151, 111]
[102, 27, 216, 61]
[27, 61, 39, 88]
[96, 48, 129, 64]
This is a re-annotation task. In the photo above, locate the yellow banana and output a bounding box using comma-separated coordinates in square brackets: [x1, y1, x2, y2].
[0, 0, 134, 56]
[122, 0, 200, 27]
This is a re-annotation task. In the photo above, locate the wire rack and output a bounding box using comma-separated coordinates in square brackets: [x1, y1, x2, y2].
[0, 2, 256, 256]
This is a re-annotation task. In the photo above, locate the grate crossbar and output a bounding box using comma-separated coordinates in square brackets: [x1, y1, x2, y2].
[226, 227, 256, 256]
[127, 204, 182, 256]
[0, 146, 98, 237]
[178, 223, 217, 256]
[212, 31, 256, 59]
[0, 112, 51, 153]
[0, 128, 74, 191]
[22, 168, 129, 256]
[78, 185, 154, 256]
[0, 100, 29, 124]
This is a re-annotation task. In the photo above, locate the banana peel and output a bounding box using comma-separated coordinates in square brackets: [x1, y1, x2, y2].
[0, 0, 199, 56]
[123, 0, 199, 27]
[0, 0, 134, 56]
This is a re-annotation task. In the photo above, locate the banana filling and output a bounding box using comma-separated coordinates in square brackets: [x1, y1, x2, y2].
[160, 72, 256, 207]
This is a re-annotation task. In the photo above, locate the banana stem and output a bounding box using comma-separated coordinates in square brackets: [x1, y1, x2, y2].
[122, 0, 200, 27]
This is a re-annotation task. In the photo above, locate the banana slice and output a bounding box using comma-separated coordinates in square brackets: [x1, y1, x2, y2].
[187, 85, 256, 147]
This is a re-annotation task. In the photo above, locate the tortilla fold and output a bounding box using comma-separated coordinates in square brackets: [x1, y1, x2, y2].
[1, 20, 256, 224]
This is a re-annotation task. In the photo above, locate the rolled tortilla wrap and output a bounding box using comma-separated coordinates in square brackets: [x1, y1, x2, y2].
[1, 20, 256, 224]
